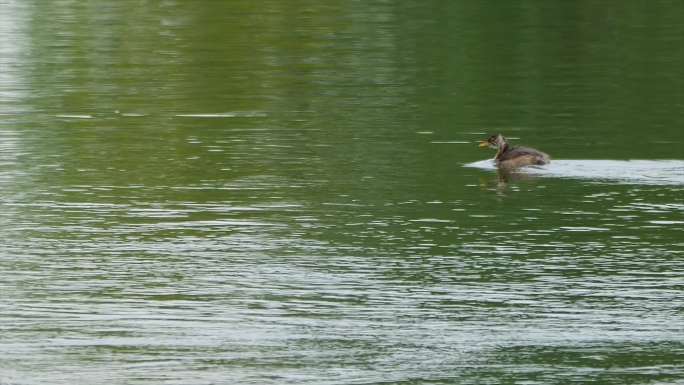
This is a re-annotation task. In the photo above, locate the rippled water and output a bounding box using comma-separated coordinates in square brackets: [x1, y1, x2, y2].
[2, 1, 684, 385]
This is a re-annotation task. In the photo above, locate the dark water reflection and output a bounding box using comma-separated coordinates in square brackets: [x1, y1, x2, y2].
[1, 1, 684, 384]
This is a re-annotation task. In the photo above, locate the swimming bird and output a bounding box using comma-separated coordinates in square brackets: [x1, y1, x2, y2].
[479, 134, 550, 168]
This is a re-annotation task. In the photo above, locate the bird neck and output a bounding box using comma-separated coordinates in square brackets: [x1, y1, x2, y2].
[495, 142, 509, 159]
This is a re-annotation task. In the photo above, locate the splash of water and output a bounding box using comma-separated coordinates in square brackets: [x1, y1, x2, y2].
[465, 159, 684, 185]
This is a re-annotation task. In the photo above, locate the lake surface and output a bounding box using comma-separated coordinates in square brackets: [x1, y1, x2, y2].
[1, 1, 683, 384]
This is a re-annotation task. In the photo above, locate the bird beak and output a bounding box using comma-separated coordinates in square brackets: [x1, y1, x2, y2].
[478, 141, 489, 148]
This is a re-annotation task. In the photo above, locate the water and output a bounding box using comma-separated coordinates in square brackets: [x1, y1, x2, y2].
[1, 1, 684, 384]
[466, 159, 684, 185]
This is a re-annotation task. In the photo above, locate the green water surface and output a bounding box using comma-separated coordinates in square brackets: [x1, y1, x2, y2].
[1, 2, 683, 384]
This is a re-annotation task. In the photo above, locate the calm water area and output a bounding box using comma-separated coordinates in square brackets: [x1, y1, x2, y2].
[1, 2, 683, 384]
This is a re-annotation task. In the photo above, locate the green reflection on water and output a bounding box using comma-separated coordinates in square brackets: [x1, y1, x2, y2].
[1, 1, 683, 384]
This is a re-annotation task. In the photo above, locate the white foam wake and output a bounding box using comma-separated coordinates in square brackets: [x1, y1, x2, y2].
[464, 159, 684, 185]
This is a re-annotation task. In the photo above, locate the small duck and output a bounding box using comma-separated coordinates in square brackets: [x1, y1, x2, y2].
[479, 134, 550, 168]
